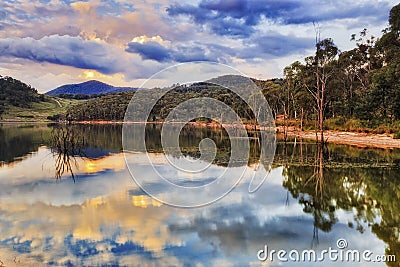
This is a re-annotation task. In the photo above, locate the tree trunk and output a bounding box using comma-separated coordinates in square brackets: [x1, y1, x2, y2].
[319, 90, 324, 144]
[319, 76, 326, 144]
[300, 107, 304, 131]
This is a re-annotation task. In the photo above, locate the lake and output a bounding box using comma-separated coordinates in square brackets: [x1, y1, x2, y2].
[0, 123, 399, 266]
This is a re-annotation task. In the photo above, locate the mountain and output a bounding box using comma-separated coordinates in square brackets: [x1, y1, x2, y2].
[46, 80, 137, 96]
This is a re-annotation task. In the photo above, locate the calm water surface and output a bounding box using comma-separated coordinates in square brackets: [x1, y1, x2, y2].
[0, 123, 399, 266]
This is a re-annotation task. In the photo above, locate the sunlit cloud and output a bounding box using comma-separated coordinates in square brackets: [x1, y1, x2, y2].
[131, 35, 166, 45]
[78, 70, 134, 87]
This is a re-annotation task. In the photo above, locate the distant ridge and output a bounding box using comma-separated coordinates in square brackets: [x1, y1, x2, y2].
[45, 80, 137, 96]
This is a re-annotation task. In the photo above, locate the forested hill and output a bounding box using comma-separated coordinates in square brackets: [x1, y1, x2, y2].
[0, 76, 44, 114]
[46, 80, 137, 97]
[65, 78, 279, 121]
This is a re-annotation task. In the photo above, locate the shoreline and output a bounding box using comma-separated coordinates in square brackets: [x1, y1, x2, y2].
[2, 120, 400, 149]
[277, 126, 400, 149]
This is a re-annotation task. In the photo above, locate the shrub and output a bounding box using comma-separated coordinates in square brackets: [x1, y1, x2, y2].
[372, 126, 387, 134]
[47, 114, 62, 121]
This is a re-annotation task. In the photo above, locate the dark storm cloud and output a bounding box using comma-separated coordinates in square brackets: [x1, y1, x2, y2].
[167, 0, 393, 37]
[0, 35, 126, 74]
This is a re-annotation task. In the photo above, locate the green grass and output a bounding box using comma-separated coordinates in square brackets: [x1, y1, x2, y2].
[0, 96, 82, 122]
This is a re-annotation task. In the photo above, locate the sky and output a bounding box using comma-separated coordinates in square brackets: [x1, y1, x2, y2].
[0, 0, 397, 92]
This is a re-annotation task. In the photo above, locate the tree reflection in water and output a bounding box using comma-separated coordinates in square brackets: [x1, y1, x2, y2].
[281, 139, 400, 265]
[50, 126, 85, 182]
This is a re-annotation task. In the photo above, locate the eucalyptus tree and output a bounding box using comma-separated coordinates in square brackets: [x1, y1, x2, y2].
[313, 38, 339, 142]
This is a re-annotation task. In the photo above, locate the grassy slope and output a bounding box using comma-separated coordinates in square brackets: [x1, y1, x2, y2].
[1, 95, 82, 122]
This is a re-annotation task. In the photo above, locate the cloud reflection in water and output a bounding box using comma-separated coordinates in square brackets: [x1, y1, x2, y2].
[0, 147, 388, 266]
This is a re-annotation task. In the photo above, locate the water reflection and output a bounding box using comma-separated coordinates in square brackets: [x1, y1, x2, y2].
[0, 124, 399, 266]
[282, 142, 399, 266]
[0, 124, 51, 166]
[50, 126, 86, 181]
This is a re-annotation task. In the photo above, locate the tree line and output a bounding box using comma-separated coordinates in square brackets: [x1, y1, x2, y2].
[56, 93, 109, 100]
[65, 82, 269, 122]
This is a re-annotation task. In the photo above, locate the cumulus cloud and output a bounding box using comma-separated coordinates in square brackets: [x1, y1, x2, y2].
[167, 0, 393, 37]
[0, 0, 192, 45]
